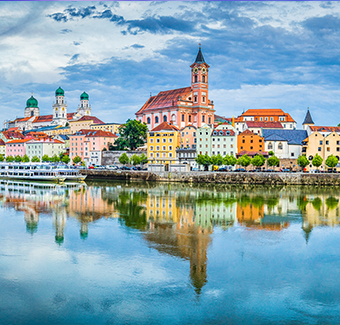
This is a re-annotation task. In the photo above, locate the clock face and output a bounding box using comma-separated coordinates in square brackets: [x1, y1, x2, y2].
[201, 67, 207, 74]
[193, 67, 199, 74]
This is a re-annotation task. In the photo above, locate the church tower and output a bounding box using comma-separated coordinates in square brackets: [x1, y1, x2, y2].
[24, 94, 39, 118]
[190, 45, 210, 108]
[77, 91, 91, 117]
[302, 108, 314, 131]
[52, 86, 68, 126]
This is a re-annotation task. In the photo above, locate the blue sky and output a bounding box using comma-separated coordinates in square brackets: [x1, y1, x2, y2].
[1, 1, 340, 127]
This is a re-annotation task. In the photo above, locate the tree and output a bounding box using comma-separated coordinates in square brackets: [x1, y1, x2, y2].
[140, 153, 148, 165]
[51, 154, 60, 163]
[119, 152, 130, 165]
[268, 151, 274, 156]
[325, 154, 339, 169]
[14, 155, 22, 162]
[267, 155, 280, 167]
[114, 119, 148, 150]
[22, 154, 30, 163]
[224, 154, 237, 167]
[73, 155, 81, 165]
[0, 155, 4, 162]
[6, 155, 14, 162]
[42, 154, 50, 162]
[238, 154, 252, 168]
[211, 154, 223, 167]
[297, 155, 309, 170]
[130, 154, 142, 166]
[195, 153, 212, 171]
[31, 156, 40, 162]
[251, 154, 266, 168]
[62, 155, 70, 164]
[312, 154, 323, 169]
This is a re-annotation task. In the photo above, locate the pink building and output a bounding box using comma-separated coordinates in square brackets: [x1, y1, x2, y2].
[180, 125, 197, 149]
[69, 129, 117, 164]
[6, 139, 30, 157]
[136, 46, 215, 130]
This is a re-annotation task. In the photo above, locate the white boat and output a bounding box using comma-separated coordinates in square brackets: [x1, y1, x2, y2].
[0, 163, 85, 182]
[51, 164, 87, 181]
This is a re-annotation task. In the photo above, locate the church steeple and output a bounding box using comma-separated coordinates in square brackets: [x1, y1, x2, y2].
[302, 108, 314, 130]
[195, 44, 206, 64]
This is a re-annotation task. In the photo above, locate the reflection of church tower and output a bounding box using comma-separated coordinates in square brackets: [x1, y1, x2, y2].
[53, 209, 67, 245]
[302, 219, 313, 243]
[24, 211, 39, 235]
[77, 91, 91, 117]
[53, 86, 68, 126]
[80, 222, 89, 240]
[24, 94, 39, 118]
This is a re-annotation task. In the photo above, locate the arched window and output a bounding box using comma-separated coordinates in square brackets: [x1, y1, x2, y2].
[195, 75, 197, 83]
[278, 142, 283, 150]
[203, 75, 205, 83]
[147, 117, 151, 124]
[163, 115, 167, 122]
[209, 117, 211, 124]
[182, 114, 185, 122]
[213, 131, 218, 136]
[219, 131, 223, 136]
[31, 111, 34, 117]
[202, 115, 205, 122]
[268, 142, 273, 150]
[171, 114, 176, 122]
[155, 116, 159, 123]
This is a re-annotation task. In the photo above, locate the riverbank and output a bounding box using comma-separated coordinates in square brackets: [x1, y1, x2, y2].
[80, 170, 340, 185]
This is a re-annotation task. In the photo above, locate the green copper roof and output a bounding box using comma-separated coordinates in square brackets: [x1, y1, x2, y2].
[26, 95, 38, 108]
[55, 86, 64, 97]
[80, 91, 89, 100]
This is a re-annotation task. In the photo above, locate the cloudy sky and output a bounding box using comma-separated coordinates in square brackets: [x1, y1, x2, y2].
[1, 1, 340, 127]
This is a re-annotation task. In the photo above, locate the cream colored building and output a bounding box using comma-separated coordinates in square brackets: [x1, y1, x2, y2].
[26, 138, 65, 161]
[69, 116, 104, 134]
[91, 123, 121, 134]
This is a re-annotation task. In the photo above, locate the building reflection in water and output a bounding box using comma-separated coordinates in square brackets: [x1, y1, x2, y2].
[1, 180, 340, 293]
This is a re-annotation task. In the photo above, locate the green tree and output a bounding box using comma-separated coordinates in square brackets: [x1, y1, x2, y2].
[325, 154, 339, 169]
[119, 152, 130, 165]
[224, 154, 237, 167]
[130, 154, 142, 166]
[195, 153, 212, 171]
[312, 197, 322, 210]
[42, 154, 50, 162]
[62, 155, 70, 164]
[6, 155, 14, 162]
[73, 155, 81, 165]
[114, 119, 148, 150]
[31, 156, 40, 162]
[14, 155, 22, 162]
[297, 155, 309, 170]
[268, 151, 274, 156]
[0, 154, 5, 162]
[267, 155, 280, 167]
[312, 154, 323, 169]
[325, 197, 339, 210]
[140, 153, 148, 165]
[51, 154, 60, 163]
[238, 154, 252, 168]
[251, 154, 266, 168]
[22, 154, 30, 162]
[211, 154, 223, 167]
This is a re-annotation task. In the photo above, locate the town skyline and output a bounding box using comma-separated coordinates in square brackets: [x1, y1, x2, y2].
[2, 1, 340, 127]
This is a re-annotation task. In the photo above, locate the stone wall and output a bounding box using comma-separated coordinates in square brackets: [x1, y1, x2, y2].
[80, 170, 340, 186]
[101, 151, 145, 166]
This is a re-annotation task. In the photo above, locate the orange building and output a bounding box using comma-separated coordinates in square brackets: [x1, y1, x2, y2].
[136, 46, 215, 130]
[235, 108, 296, 134]
[237, 129, 264, 154]
[180, 124, 197, 149]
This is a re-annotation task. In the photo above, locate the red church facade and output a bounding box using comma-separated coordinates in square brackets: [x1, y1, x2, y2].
[136, 46, 215, 130]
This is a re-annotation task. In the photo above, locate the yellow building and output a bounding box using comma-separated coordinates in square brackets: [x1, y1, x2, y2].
[91, 123, 121, 134]
[69, 116, 104, 134]
[302, 127, 340, 171]
[147, 121, 180, 167]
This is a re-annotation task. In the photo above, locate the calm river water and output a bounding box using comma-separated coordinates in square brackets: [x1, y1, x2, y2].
[1, 179, 340, 324]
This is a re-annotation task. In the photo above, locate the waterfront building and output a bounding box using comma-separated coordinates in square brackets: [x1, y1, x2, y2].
[0, 139, 5, 156]
[5, 139, 31, 157]
[136, 46, 215, 130]
[180, 125, 197, 149]
[0, 130, 24, 143]
[91, 123, 121, 135]
[69, 116, 104, 134]
[234, 109, 296, 134]
[244, 121, 283, 136]
[147, 122, 180, 168]
[237, 129, 264, 154]
[69, 129, 117, 165]
[26, 138, 65, 161]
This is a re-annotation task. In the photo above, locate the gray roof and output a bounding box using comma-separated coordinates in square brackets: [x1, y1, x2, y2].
[302, 109, 314, 125]
[263, 129, 308, 145]
[195, 47, 205, 64]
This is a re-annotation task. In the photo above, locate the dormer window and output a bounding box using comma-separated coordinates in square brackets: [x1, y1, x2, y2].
[213, 131, 217, 136]
[219, 131, 223, 135]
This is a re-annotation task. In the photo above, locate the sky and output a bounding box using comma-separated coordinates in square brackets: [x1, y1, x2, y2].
[1, 1, 340, 128]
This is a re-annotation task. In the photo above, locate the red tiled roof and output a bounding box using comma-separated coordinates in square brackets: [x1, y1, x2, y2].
[151, 122, 179, 132]
[6, 138, 32, 144]
[246, 121, 283, 128]
[237, 150, 269, 158]
[27, 138, 64, 144]
[309, 126, 340, 132]
[235, 109, 296, 123]
[0, 139, 5, 146]
[211, 129, 235, 136]
[238, 129, 257, 136]
[180, 124, 197, 131]
[6, 127, 19, 131]
[70, 129, 117, 137]
[136, 87, 192, 114]
[33, 115, 53, 123]
[2, 131, 25, 140]
[76, 116, 104, 124]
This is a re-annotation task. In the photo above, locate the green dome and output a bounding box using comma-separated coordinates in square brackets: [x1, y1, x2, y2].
[55, 86, 64, 97]
[80, 91, 89, 100]
[26, 95, 38, 108]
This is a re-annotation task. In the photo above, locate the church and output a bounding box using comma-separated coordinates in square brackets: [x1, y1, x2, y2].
[7, 87, 92, 131]
[136, 46, 215, 130]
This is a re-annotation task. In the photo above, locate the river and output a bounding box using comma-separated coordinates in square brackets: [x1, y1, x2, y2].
[1, 179, 340, 324]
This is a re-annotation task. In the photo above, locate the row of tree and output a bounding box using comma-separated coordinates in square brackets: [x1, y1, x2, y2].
[0, 153, 84, 165]
[297, 154, 339, 169]
[118, 153, 148, 165]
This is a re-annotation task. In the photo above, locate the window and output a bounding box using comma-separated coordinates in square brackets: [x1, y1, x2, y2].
[163, 138, 167, 143]
[320, 140, 323, 145]
[318, 147, 321, 152]
[268, 142, 273, 150]
[202, 115, 205, 122]
[155, 116, 159, 123]
[163, 115, 167, 122]
[150, 139, 153, 143]
[270, 117, 273, 121]
[156, 146, 160, 150]
[162, 146, 166, 150]
[195, 75, 197, 82]
[169, 146, 172, 150]
[260, 117, 263, 121]
[265, 117, 268, 121]
[189, 115, 191, 122]
[326, 141, 329, 145]
[169, 139, 173, 143]
[209, 117, 211, 124]
[202, 75, 205, 83]
[156, 139, 160, 143]
[291, 153, 294, 157]
[278, 142, 283, 150]
[182, 114, 185, 122]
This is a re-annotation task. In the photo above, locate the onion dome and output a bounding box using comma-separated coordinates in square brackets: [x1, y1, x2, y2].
[80, 91, 89, 100]
[55, 86, 64, 97]
[26, 95, 38, 108]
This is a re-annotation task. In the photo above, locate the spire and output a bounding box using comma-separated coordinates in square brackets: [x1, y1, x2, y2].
[302, 107, 314, 125]
[195, 43, 206, 64]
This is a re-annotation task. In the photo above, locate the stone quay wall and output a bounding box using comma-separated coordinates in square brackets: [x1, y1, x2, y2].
[80, 170, 340, 186]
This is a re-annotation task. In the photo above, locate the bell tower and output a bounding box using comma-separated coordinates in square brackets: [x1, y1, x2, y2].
[53, 86, 68, 126]
[190, 44, 209, 107]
